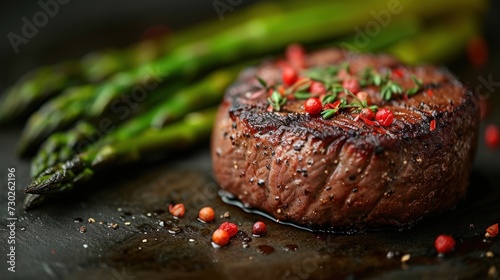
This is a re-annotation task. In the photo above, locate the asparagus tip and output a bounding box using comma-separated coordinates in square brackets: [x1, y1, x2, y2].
[23, 194, 52, 210]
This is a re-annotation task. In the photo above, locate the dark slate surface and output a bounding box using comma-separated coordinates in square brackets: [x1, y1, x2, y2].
[1, 1, 500, 279]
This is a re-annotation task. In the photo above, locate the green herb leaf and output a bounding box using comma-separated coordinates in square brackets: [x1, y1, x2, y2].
[373, 74, 382, 86]
[294, 92, 311, 100]
[256, 76, 268, 89]
[411, 75, 423, 87]
[295, 83, 311, 92]
[268, 90, 286, 111]
[406, 87, 419, 96]
[321, 93, 337, 105]
[331, 84, 344, 94]
[321, 108, 338, 119]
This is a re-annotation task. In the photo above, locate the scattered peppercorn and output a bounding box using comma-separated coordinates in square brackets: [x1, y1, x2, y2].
[434, 234, 456, 254]
[252, 221, 267, 236]
[310, 81, 326, 95]
[212, 229, 230, 247]
[342, 78, 360, 94]
[430, 119, 436, 131]
[391, 68, 404, 79]
[282, 66, 298, 86]
[198, 207, 215, 223]
[486, 223, 499, 238]
[169, 203, 185, 218]
[375, 108, 394, 126]
[304, 97, 322, 115]
[360, 108, 375, 120]
[218, 222, 238, 237]
[485, 124, 499, 150]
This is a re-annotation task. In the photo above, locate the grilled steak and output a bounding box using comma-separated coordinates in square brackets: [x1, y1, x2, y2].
[211, 48, 479, 230]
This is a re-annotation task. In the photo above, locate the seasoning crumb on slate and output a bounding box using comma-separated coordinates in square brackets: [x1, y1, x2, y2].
[83, 244, 88, 248]
[125, 222, 131, 226]
[400, 254, 410, 263]
[142, 239, 148, 243]
[220, 211, 230, 219]
[488, 266, 498, 279]
[188, 239, 195, 243]
[386, 251, 395, 259]
[79, 226, 87, 233]
[88, 218, 95, 223]
[110, 223, 119, 229]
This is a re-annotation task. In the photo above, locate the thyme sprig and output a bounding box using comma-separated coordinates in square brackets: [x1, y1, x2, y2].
[358, 67, 389, 87]
[259, 63, 424, 114]
[267, 90, 286, 111]
[321, 89, 378, 119]
[406, 74, 423, 96]
[380, 80, 403, 100]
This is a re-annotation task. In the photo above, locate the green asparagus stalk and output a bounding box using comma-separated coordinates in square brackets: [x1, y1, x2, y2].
[16, 85, 95, 155]
[30, 121, 97, 178]
[23, 67, 238, 208]
[29, 66, 239, 178]
[25, 108, 216, 195]
[17, 74, 189, 156]
[0, 62, 82, 123]
[387, 15, 479, 65]
[0, 1, 302, 124]
[16, 0, 485, 155]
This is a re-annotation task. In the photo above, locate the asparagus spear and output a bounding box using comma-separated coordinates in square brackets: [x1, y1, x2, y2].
[30, 121, 97, 178]
[17, 85, 95, 155]
[29, 67, 239, 178]
[387, 15, 479, 64]
[25, 108, 217, 195]
[0, 62, 82, 123]
[24, 67, 238, 208]
[0, 1, 303, 124]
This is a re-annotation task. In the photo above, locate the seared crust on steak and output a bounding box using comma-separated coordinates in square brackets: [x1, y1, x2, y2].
[211, 49, 479, 230]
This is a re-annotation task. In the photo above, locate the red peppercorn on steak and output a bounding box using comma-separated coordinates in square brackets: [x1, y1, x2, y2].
[211, 47, 479, 230]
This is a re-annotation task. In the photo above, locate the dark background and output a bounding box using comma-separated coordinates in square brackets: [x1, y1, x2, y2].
[0, 1, 499, 279]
